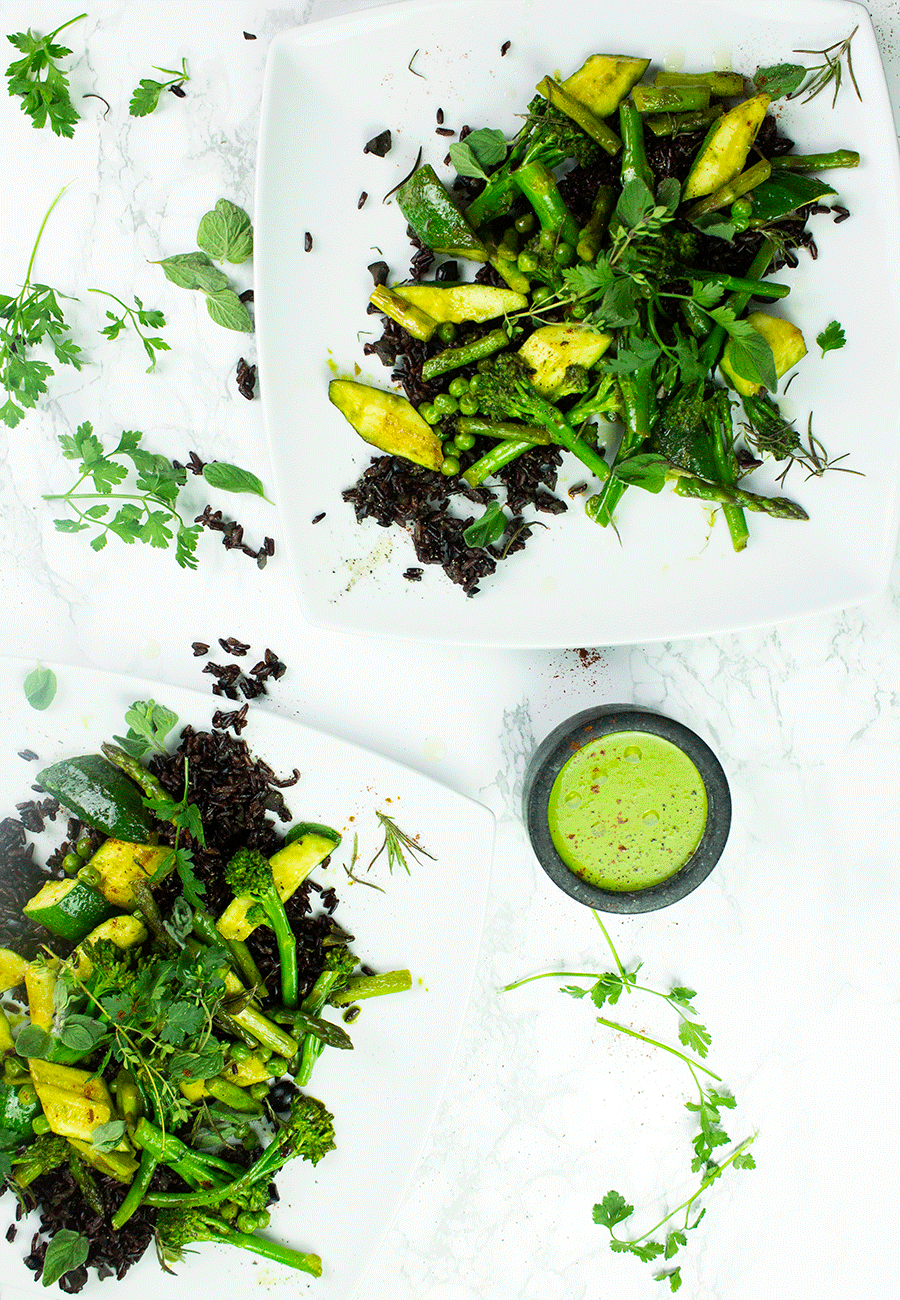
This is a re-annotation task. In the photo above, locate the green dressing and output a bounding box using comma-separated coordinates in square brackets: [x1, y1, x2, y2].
[547, 731, 708, 891]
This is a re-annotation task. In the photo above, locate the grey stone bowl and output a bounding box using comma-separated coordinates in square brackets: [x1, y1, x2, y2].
[522, 704, 731, 913]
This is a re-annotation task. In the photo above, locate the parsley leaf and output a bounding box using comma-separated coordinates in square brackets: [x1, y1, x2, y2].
[593, 1190, 634, 1228]
[5, 14, 85, 137]
[1, 186, 82, 427]
[129, 59, 189, 117]
[816, 319, 846, 356]
[90, 290, 170, 372]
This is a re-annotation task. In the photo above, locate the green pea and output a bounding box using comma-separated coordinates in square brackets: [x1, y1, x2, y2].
[539, 228, 558, 250]
[75, 836, 93, 859]
[531, 285, 552, 307]
[515, 212, 535, 234]
[249, 1081, 270, 1101]
[267, 1055, 289, 1076]
[32, 1114, 51, 1135]
[228, 1042, 254, 1062]
[236, 1212, 258, 1234]
[437, 321, 457, 343]
[459, 393, 480, 415]
[730, 198, 753, 232]
[77, 865, 102, 887]
[441, 455, 461, 476]
[254, 1210, 271, 1230]
[61, 853, 81, 876]
[553, 242, 574, 266]
[569, 302, 588, 320]
[454, 431, 476, 451]
[517, 250, 538, 273]
[447, 376, 470, 397]
[433, 393, 458, 415]
[418, 402, 440, 425]
[219, 1201, 240, 1221]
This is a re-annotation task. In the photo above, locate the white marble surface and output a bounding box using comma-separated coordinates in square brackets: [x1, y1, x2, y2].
[0, 3, 898, 1299]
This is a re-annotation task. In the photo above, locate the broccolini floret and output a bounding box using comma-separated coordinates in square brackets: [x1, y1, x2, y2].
[224, 847, 298, 1007]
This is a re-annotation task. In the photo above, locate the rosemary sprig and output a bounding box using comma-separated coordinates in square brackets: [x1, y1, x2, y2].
[344, 833, 386, 892]
[368, 810, 435, 875]
[791, 26, 861, 107]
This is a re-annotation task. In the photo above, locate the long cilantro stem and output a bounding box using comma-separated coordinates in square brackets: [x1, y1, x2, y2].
[612, 1134, 757, 1247]
[22, 183, 74, 292]
[592, 911, 629, 985]
[595, 1017, 722, 1081]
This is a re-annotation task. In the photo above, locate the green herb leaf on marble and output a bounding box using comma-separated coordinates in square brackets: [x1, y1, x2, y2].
[197, 199, 253, 264]
[24, 663, 57, 710]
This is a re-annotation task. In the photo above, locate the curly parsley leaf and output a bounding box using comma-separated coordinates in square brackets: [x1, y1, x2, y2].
[816, 319, 846, 356]
[129, 59, 189, 117]
[5, 14, 85, 137]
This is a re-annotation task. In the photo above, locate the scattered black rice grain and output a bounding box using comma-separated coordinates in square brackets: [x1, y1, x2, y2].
[436, 126, 454, 137]
[194, 506, 272, 566]
[363, 129, 392, 156]
[833, 205, 850, 222]
[239, 288, 255, 303]
[169, 83, 187, 99]
[192, 641, 210, 656]
[244, 31, 257, 39]
[436, 107, 444, 124]
[17, 749, 39, 762]
[501, 40, 511, 55]
[403, 567, 423, 581]
[312, 512, 326, 524]
[358, 191, 368, 209]
[236, 356, 256, 399]
[367, 260, 389, 286]
[219, 637, 250, 656]
[304, 232, 313, 252]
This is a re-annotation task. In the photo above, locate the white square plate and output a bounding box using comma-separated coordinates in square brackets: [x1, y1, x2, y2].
[255, 0, 900, 646]
[0, 660, 493, 1299]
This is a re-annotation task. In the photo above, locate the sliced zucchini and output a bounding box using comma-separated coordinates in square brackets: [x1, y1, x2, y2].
[37, 753, 156, 843]
[83, 838, 172, 910]
[397, 165, 488, 261]
[518, 323, 612, 397]
[24, 956, 60, 1032]
[28, 1058, 120, 1144]
[0, 946, 26, 993]
[682, 93, 770, 201]
[390, 282, 527, 324]
[329, 379, 444, 472]
[23, 877, 118, 942]
[559, 54, 651, 117]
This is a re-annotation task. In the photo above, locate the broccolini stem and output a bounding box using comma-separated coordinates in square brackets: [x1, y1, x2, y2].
[329, 969, 413, 1005]
[456, 417, 550, 443]
[193, 909, 266, 992]
[587, 366, 654, 526]
[705, 389, 749, 551]
[209, 1227, 322, 1277]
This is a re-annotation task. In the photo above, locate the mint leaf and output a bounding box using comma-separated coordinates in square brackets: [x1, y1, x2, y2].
[156, 252, 227, 293]
[202, 461, 270, 500]
[24, 663, 57, 710]
[752, 62, 807, 99]
[205, 288, 252, 332]
[449, 127, 507, 179]
[816, 319, 845, 356]
[615, 177, 655, 231]
[41, 1230, 89, 1287]
[197, 198, 253, 265]
[463, 502, 506, 549]
[90, 1120, 127, 1152]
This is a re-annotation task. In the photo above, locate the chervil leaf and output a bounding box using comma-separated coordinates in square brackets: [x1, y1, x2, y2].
[605, 337, 661, 374]
[816, 319, 845, 356]
[665, 1230, 687, 1259]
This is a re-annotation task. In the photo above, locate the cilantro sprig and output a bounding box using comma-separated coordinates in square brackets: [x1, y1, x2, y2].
[502, 912, 756, 1287]
[5, 13, 85, 137]
[1, 184, 82, 428]
[43, 422, 270, 569]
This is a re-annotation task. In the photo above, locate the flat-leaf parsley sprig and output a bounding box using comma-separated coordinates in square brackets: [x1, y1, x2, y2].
[129, 58, 190, 117]
[5, 12, 86, 136]
[1, 184, 82, 428]
[501, 912, 755, 1291]
[43, 421, 271, 570]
